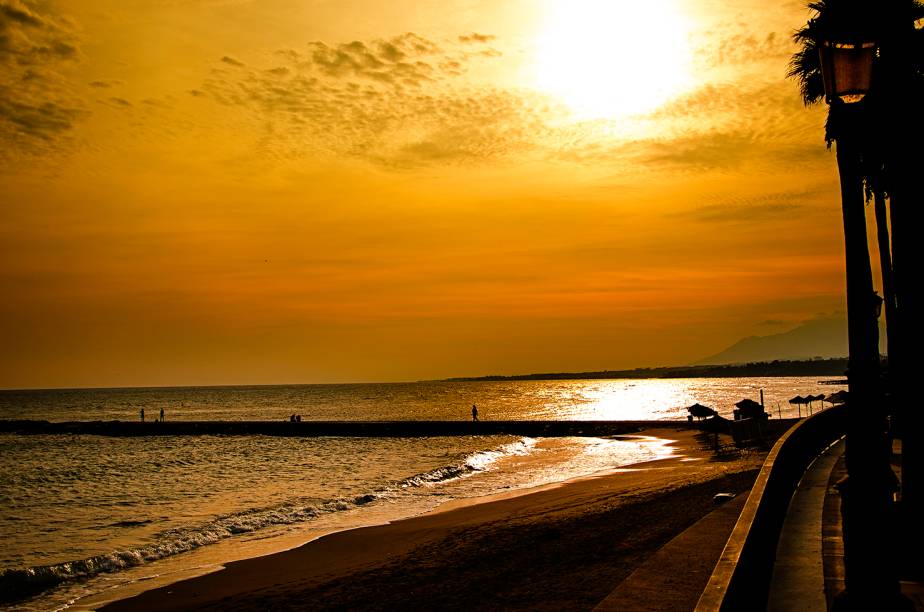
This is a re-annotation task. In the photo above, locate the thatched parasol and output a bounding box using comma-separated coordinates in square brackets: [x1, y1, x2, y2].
[687, 403, 717, 419]
[734, 398, 765, 420]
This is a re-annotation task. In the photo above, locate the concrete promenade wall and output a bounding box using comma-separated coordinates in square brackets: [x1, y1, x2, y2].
[695, 404, 846, 611]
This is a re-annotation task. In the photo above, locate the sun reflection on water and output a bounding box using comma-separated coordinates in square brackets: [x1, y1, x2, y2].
[526, 377, 844, 421]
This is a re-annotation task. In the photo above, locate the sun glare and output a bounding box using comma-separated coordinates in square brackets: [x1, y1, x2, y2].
[534, 0, 694, 121]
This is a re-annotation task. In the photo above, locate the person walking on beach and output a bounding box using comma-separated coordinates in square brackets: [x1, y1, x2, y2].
[160, 407, 165, 422]
[472, 404, 478, 422]
[140, 408, 145, 422]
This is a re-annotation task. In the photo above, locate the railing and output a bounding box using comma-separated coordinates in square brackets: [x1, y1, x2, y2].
[695, 404, 846, 611]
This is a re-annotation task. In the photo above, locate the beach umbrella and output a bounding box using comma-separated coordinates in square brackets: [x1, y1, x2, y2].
[687, 403, 717, 419]
[824, 390, 849, 405]
[734, 398, 764, 420]
[806, 394, 825, 411]
[789, 395, 807, 417]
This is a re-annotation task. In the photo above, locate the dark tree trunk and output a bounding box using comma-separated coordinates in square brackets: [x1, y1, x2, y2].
[835, 128, 900, 603]
[873, 191, 895, 361]
[889, 178, 923, 580]
[878, 2, 923, 579]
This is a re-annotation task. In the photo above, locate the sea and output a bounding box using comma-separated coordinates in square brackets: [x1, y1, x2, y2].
[0, 376, 842, 610]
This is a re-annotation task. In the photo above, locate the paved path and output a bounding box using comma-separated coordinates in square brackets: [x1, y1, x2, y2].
[595, 491, 748, 611]
[766, 438, 844, 611]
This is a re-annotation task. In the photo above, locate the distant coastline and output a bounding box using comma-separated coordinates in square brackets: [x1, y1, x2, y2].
[444, 357, 849, 382]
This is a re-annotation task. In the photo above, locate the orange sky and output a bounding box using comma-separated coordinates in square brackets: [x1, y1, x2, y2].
[0, 0, 872, 388]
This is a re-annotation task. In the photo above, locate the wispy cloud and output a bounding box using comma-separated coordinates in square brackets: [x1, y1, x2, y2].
[668, 189, 825, 224]
[196, 32, 548, 167]
[89, 79, 122, 88]
[0, 96, 83, 137]
[458, 33, 496, 44]
[0, 0, 78, 65]
[220, 55, 244, 67]
[0, 0, 85, 158]
[694, 30, 795, 69]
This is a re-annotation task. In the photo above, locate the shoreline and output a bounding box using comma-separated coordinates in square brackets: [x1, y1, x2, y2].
[93, 427, 766, 611]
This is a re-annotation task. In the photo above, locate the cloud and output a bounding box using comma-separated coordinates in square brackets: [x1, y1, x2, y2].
[185, 26, 824, 174]
[458, 33, 495, 44]
[547, 79, 828, 172]
[0, 0, 78, 66]
[0, 1, 85, 156]
[671, 200, 803, 224]
[695, 30, 795, 69]
[197, 32, 551, 167]
[0, 94, 83, 137]
[667, 188, 829, 225]
[303, 33, 442, 87]
[615, 130, 826, 173]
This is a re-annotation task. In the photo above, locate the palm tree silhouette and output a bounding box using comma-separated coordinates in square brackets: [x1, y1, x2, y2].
[788, 1, 881, 411]
[788, 1, 911, 603]
[790, 1, 923, 370]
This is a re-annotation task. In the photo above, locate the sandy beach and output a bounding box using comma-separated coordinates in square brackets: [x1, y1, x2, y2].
[94, 428, 766, 611]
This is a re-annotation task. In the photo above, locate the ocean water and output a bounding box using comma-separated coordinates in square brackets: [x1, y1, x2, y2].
[0, 377, 841, 609]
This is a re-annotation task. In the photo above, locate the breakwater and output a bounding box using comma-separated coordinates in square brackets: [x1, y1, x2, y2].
[0, 419, 692, 438]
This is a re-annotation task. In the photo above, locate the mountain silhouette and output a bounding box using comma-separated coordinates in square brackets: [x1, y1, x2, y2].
[695, 315, 848, 365]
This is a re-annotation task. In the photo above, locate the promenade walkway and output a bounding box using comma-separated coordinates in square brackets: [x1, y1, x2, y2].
[767, 437, 924, 611]
[767, 438, 843, 610]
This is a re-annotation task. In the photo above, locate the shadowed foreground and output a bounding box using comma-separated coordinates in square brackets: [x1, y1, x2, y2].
[254, 472, 758, 612]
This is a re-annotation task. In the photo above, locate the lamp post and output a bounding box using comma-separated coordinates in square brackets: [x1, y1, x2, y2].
[818, 40, 876, 103]
[817, 31, 902, 606]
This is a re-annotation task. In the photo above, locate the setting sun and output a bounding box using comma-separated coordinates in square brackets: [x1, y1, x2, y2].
[533, 0, 695, 120]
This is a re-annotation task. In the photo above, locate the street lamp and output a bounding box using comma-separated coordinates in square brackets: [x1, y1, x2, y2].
[816, 32, 903, 607]
[818, 40, 876, 103]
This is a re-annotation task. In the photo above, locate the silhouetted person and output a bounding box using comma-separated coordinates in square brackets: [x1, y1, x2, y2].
[296, 414, 302, 422]
[160, 407, 165, 422]
[290, 414, 296, 422]
[472, 404, 478, 422]
[140, 408, 145, 422]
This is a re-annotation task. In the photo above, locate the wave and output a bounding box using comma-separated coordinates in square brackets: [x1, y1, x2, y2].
[0, 492, 376, 604]
[0, 437, 537, 605]
[397, 437, 536, 488]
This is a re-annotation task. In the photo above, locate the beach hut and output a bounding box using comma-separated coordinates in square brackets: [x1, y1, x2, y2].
[687, 403, 717, 420]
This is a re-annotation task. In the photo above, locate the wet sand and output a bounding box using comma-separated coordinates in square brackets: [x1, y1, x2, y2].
[100, 428, 765, 611]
